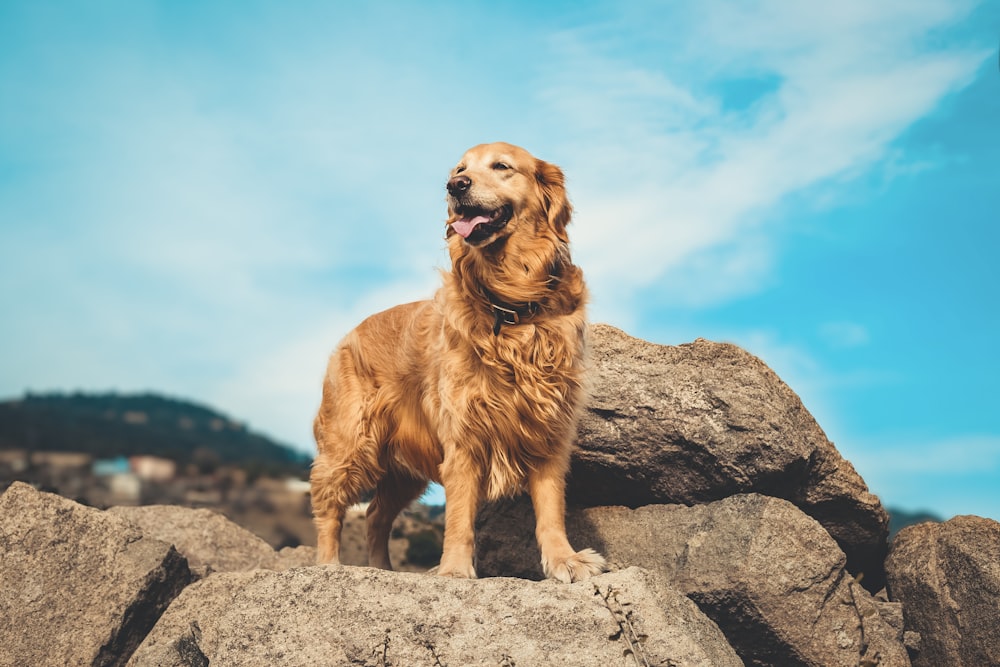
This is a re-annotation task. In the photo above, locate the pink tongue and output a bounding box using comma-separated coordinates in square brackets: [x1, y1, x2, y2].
[451, 215, 491, 238]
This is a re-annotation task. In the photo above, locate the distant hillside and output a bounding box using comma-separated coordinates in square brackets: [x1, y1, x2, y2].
[887, 507, 943, 540]
[0, 392, 310, 477]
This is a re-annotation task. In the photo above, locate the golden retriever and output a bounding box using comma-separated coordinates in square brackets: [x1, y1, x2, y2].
[310, 142, 605, 582]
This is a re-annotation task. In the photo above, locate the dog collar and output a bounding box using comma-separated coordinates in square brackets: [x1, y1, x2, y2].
[486, 295, 540, 336]
[481, 256, 566, 335]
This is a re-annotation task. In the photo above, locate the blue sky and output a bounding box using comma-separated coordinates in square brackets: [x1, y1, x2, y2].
[1, 1, 997, 518]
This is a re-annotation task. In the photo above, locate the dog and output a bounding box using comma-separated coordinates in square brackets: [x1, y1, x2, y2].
[310, 142, 605, 582]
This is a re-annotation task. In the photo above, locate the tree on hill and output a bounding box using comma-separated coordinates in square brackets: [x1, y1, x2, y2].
[0, 392, 310, 477]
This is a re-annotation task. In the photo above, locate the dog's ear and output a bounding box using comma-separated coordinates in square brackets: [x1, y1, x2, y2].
[535, 159, 572, 243]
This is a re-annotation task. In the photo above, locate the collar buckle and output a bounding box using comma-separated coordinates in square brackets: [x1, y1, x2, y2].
[492, 304, 520, 335]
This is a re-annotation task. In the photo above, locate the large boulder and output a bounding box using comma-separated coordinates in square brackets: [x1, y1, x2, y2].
[109, 505, 280, 577]
[129, 565, 743, 667]
[477, 494, 909, 667]
[886, 515, 1000, 667]
[574, 324, 889, 590]
[0, 482, 191, 667]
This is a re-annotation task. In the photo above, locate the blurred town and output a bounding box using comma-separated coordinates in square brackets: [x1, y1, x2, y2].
[0, 447, 320, 549]
[0, 392, 444, 570]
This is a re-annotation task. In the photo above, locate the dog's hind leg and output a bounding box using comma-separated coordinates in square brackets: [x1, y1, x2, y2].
[310, 433, 384, 564]
[310, 453, 361, 564]
[366, 470, 428, 570]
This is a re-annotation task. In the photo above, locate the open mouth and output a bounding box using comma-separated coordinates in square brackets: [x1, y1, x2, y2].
[450, 204, 513, 244]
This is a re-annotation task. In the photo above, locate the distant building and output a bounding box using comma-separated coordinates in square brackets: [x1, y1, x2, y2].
[93, 457, 131, 477]
[129, 456, 176, 482]
[30, 452, 92, 469]
[108, 473, 141, 504]
[284, 478, 311, 494]
[0, 449, 28, 473]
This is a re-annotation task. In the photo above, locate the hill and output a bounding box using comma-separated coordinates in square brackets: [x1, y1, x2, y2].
[0, 391, 310, 477]
[887, 506, 942, 539]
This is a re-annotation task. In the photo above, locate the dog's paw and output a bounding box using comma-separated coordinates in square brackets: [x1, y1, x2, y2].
[543, 548, 606, 583]
[315, 551, 341, 566]
[435, 561, 478, 579]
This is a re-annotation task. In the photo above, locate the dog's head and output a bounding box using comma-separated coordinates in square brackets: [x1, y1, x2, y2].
[445, 142, 571, 248]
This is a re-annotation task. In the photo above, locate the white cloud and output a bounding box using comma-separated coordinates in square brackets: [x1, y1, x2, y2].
[541, 0, 989, 310]
[840, 435, 1000, 520]
[848, 436, 1000, 475]
[819, 322, 871, 348]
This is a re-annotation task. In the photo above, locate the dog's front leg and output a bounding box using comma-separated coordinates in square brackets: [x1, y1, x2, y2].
[436, 447, 481, 578]
[528, 458, 606, 583]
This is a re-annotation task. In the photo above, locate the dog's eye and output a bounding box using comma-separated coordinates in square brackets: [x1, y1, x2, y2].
[455, 165, 466, 174]
[493, 162, 511, 171]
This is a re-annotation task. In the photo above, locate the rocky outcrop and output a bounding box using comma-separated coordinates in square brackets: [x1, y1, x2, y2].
[0, 482, 191, 667]
[0, 481, 743, 666]
[128, 566, 742, 667]
[2, 326, 994, 666]
[109, 505, 281, 578]
[477, 494, 909, 667]
[574, 324, 889, 590]
[886, 515, 1000, 666]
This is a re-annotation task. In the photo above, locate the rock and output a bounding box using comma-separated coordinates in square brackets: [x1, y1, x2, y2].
[109, 505, 279, 577]
[0, 482, 191, 667]
[129, 565, 743, 667]
[477, 494, 909, 667]
[274, 545, 317, 570]
[886, 515, 1000, 666]
[573, 324, 890, 590]
[903, 631, 923, 657]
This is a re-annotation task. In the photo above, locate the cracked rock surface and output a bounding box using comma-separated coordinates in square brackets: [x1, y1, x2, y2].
[0, 482, 191, 667]
[478, 494, 909, 667]
[128, 566, 742, 667]
[574, 324, 889, 590]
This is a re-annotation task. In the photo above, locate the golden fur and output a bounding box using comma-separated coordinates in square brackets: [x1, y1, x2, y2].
[310, 142, 605, 582]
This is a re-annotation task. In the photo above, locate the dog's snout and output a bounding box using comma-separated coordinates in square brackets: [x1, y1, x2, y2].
[447, 174, 471, 196]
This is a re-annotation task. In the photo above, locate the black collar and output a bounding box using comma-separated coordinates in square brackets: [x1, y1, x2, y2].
[484, 290, 539, 335]
[482, 258, 565, 336]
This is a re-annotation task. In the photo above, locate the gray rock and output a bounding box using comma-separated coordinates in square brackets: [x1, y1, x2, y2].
[477, 494, 909, 667]
[0, 482, 191, 667]
[886, 515, 1000, 667]
[574, 324, 890, 590]
[110, 505, 279, 577]
[130, 565, 743, 667]
[274, 545, 318, 570]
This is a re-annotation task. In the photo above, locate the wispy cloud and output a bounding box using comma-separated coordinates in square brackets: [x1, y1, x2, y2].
[841, 435, 1000, 519]
[819, 322, 871, 348]
[537, 0, 990, 315]
[849, 436, 1000, 474]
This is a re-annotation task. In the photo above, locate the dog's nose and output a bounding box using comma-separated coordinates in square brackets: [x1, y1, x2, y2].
[447, 175, 471, 196]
